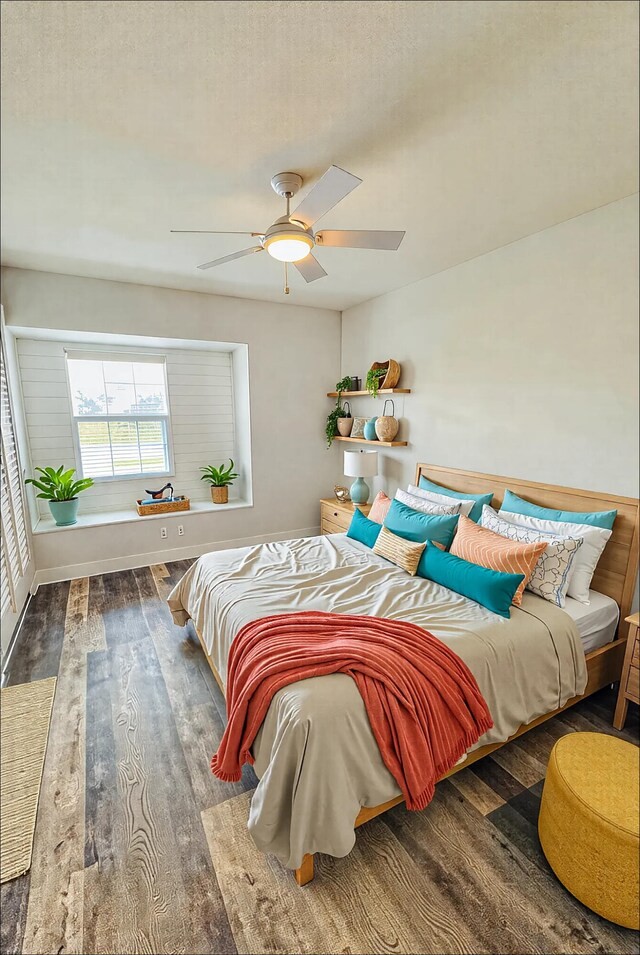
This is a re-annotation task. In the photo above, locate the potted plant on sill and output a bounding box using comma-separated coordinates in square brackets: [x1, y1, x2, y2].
[25, 466, 94, 526]
[200, 459, 239, 504]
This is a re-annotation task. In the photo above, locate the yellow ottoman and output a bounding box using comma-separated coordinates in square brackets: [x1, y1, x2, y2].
[539, 732, 639, 929]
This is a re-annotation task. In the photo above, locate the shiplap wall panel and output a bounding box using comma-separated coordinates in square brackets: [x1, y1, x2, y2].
[16, 338, 237, 518]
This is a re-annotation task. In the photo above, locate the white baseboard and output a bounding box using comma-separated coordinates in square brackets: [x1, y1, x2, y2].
[31, 526, 321, 588]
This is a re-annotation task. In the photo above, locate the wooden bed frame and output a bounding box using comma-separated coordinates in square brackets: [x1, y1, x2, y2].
[195, 463, 640, 887]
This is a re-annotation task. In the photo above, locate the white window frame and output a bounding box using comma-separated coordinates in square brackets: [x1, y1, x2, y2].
[65, 351, 175, 484]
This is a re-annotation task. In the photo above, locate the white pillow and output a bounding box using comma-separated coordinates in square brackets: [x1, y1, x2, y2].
[395, 488, 461, 516]
[480, 506, 583, 608]
[407, 484, 476, 518]
[496, 508, 611, 605]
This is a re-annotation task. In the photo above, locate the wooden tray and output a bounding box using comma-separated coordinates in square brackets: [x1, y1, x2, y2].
[136, 496, 190, 516]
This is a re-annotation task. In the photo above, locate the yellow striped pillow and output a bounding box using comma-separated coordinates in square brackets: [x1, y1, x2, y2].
[450, 515, 547, 606]
[373, 526, 426, 576]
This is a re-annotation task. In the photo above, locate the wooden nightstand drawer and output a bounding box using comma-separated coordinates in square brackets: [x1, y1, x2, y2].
[321, 502, 350, 529]
[614, 614, 640, 729]
[627, 665, 639, 702]
[319, 498, 372, 536]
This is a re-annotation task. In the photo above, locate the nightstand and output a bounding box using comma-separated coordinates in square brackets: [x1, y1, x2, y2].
[320, 498, 372, 535]
[613, 612, 639, 730]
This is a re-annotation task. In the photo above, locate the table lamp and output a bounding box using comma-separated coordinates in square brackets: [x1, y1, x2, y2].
[343, 450, 378, 505]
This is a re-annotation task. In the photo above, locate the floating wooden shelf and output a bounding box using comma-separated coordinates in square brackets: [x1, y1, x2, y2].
[333, 436, 408, 448]
[326, 388, 411, 398]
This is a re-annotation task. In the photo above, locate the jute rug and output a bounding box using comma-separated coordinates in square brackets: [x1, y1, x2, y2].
[1, 676, 56, 882]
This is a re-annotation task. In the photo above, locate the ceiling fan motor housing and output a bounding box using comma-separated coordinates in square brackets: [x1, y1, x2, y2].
[270, 172, 303, 198]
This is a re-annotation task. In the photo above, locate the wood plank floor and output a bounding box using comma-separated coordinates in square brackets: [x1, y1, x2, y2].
[1, 563, 638, 955]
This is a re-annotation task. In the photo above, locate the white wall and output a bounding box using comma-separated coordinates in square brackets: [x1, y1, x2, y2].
[341, 195, 639, 500]
[1, 268, 341, 579]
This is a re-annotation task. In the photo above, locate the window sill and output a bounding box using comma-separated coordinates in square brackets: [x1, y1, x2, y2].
[31, 498, 253, 534]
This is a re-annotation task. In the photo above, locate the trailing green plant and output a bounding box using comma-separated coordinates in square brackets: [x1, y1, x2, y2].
[200, 459, 239, 487]
[25, 466, 94, 501]
[325, 375, 355, 448]
[365, 366, 386, 397]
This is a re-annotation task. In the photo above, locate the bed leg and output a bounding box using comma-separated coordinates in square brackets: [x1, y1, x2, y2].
[294, 853, 314, 886]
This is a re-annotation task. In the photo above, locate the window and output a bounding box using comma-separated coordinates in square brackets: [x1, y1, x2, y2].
[65, 351, 173, 480]
[1, 336, 30, 617]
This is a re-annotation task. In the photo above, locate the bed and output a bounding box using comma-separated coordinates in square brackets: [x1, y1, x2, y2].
[168, 464, 639, 886]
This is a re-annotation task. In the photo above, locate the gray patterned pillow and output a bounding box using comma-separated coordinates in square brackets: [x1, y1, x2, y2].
[480, 505, 583, 608]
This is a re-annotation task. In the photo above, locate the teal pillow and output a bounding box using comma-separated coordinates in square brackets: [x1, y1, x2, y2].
[501, 488, 617, 531]
[346, 507, 382, 548]
[417, 543, 524, 618]
[418, 475, 493, 523]
[384, 499, 459, 548]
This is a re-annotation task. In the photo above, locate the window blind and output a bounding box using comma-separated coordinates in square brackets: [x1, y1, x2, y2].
[1, 336, 30, 615]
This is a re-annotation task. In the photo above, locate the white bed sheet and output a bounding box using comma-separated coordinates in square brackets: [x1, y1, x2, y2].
[562, 590, 620, 653]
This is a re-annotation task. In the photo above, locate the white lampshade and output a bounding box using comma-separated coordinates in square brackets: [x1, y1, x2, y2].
[344, 450, 378, 478]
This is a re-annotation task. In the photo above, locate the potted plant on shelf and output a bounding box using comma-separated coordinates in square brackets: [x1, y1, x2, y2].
[200, 459, 239, 504]
[365, 366, 387, 397]
[326, 375, 354, 448]
[25, 466, 94, 526]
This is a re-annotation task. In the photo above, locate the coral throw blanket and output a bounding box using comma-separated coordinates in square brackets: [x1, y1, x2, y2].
[211, 611, 492, 810]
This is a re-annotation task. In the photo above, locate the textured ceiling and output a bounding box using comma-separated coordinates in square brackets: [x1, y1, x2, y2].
[1, 0, 638, 310]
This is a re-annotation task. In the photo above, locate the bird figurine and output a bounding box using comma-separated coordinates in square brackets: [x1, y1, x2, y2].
[145, 482, 174, 500]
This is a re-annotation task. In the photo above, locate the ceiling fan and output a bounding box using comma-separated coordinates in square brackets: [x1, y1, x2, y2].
[171, 165, 405, 294]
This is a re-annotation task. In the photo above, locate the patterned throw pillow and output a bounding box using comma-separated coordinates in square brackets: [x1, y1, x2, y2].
[407, 484, 477, 518]
[480, 506, 583, 608]
[395, 488, 461, 516]
[369, 490, 392, 524]
[373, 526, 426, 576]
[450, 515, 547, 606]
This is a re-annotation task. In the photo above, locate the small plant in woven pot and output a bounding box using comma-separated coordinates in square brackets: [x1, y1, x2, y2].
[200, 459, 238, 504]
[326, 376, 354, 447]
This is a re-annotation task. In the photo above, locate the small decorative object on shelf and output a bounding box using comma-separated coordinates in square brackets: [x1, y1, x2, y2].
[343, 449, 378, 505]
[349, 376, 361, 391]
[25, 465, 94, 526]
[200, 459, 239, 504]
[363, 417, 378, 440]
[350, 416, 368, 439]
[337, 400, 353, 436]
[137, 496, 190, 517]
[375, 399, 399, 442]
[145, 481, 174, 500]
[366, 359, 401, 396]
[334, 485, 351, 503]
[325, 375, 353, 447]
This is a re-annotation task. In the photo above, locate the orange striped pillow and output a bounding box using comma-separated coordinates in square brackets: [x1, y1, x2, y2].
[450, 515, 547, 606]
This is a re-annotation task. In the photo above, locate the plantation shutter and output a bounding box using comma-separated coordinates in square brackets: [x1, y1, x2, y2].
[1, 334, 30, 616]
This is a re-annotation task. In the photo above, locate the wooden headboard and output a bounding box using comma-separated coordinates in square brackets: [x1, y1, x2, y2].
[416, 463, 640, 637]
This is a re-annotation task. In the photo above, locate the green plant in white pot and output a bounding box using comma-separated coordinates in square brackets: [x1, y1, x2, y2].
[200, 459, 238, 504]
[25, 466, 94, 526]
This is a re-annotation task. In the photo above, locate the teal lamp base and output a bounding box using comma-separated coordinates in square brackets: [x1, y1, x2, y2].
[349, 477, 370, 506]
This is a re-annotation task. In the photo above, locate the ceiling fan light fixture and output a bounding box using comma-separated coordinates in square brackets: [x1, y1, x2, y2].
[264, 232, 314, 262]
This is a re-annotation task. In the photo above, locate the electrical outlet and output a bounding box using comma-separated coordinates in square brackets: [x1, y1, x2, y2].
[160, 526, 167, 539]
[177, 524, 184, 537]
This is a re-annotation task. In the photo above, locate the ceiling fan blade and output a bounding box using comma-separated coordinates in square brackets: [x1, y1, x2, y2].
[197, 246, 263, 270]
[293, 253, 327, 283]
[172, 230, 262, 235]
[316, 230, 405, 251]
[291, 165, 362, 228]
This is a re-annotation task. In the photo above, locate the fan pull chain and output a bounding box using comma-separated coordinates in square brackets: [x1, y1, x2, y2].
[284, 262, 290, 295]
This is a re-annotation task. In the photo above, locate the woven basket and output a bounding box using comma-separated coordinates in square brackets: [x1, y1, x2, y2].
[369, 359, 401, 390]
[211, 486, 229, 504]
[375, 399, 399, 441]
[136, 497, 190, 516]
